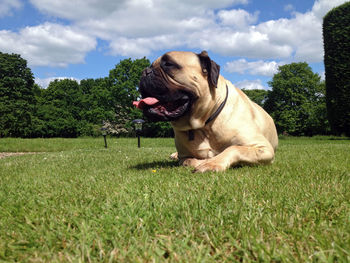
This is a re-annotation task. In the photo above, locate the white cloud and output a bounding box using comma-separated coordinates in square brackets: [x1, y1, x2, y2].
[319, 71, 325, 81]
[189, 28, 293, 59]
[256, 11, 323, 62]
[29, 0, 248, 21]
[225, 59, 282, 76]
[35, 77, 80, 89]
[254, 0, 348, 63]
[1, 0, 347, 67]
[311, 0, 347, 19]
[109, 35, 183, 57]
[235, 79, 267, 90]
[284, 4, 295, 12]
[0, 0, 22, 17]
[29, 0, 235, 39]
[188, 0, 347, 61]
[0, 23, 96, 67]
[218, 9, 259, 29]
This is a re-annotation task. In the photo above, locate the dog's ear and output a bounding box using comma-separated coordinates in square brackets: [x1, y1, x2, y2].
[197, 51, 220, 88]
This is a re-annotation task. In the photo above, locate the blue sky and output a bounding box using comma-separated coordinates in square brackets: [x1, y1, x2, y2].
[0, 0, 347, 89]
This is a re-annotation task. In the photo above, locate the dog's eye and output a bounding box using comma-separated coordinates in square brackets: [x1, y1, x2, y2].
[163, 61, 175, 68]
[161, 59, 180, 71]
[164, 62, 174, 67]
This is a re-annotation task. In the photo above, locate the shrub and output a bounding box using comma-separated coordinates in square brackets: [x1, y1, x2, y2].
[323, 2, 350, 136]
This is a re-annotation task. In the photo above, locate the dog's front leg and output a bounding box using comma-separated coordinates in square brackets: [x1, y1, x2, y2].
[194, 144, 275, 173]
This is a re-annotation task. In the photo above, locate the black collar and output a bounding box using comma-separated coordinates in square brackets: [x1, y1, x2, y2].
[188, 84, 229, 141]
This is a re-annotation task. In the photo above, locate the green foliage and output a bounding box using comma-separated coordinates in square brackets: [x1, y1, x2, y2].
[0, 53, 153, 138]
[0, 52, 35, 137]
[80, 78, 115, 124]
[264, 62, 330, 136]
[108, 57, 151, 136]
[35, 79, 82, 137]
[143, 121, 174, 137]
[323, 2, 350, 136]
[109, 57, 150, 107]
[0, 52, 334, 138]
[241, 89, 268, 107]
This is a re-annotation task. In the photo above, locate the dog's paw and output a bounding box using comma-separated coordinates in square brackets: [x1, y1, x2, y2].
[194, 160, 227, 173]
[182, 158, 205, 168]
[170, 152, 178, 160]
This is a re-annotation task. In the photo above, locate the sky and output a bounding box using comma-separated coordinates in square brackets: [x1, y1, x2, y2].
[0, 0, 348, 90]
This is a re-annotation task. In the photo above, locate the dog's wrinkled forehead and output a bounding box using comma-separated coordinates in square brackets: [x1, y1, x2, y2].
[152, 51, 199, 68]
[150, 50, 220, 89]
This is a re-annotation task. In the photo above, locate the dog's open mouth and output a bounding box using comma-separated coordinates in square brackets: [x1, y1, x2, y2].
[133, 93, 191, 121]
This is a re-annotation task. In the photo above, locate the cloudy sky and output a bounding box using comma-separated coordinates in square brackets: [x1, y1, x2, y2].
[0, 0, 347, 89]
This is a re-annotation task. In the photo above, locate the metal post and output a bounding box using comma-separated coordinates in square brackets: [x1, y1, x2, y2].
[132, 119, 145, 149]
[103, 134, 107, 148]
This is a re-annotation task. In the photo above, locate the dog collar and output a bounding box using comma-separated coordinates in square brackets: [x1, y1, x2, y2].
[188, 84, 229, 141]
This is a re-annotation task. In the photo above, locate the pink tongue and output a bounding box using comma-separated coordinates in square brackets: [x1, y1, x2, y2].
[133, 97, 159, 109]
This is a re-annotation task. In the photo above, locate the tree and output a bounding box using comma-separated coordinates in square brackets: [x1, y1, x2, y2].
[241, 89, 268, 107]
[323, 2, 350, 136]
[36, 79, 84, 137]
[0, 52, 36, 137]
[264, 62, 330, 136]
[108, 57, 152, 136]
[109, 57, 150, 107]
[80, 78, 115, 125]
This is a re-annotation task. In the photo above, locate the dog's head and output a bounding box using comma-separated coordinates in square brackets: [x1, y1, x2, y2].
[135, 51, 220, 123]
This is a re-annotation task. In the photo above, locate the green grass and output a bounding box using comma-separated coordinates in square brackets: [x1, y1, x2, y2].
[0, 137, 349, 262]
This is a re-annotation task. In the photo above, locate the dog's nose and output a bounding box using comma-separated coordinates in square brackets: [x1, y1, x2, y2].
[142, 67, 153, 77]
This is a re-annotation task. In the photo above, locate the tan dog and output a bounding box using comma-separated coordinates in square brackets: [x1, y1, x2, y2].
[134, 51, 278, 172]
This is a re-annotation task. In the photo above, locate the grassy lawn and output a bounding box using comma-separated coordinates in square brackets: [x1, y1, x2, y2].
[0, 137, 349, 262]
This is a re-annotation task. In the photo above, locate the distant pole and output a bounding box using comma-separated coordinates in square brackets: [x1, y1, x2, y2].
[104, 134, 107, 148]
[132, 119, 145, 148]
[101, 127, 108, 148]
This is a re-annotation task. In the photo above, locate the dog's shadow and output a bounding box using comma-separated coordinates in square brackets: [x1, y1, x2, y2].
[131, 160, 245, 171]
[131, 160, 179, 170]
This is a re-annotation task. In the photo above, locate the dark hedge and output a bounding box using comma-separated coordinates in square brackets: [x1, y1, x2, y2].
[323, 2, 350, 136]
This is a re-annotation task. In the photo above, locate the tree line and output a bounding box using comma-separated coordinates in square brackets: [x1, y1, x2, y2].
[0, 51, 333, 138]
[0, 52, 176, 138]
